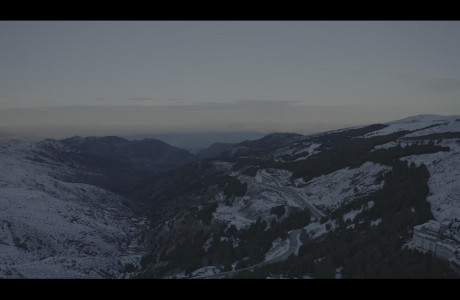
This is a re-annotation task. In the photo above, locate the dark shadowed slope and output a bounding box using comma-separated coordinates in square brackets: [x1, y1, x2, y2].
[196, 142, 234, 159]
[60, 136, 198, 194]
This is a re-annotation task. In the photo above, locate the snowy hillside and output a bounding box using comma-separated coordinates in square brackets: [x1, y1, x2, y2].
[363, 114, 460, 138]
[78, 114, 460, 279]
[296, 162, 391, 212]
[361, 114, 460, 222]
[0, 140, 148, 278]
[211, 161, 389, 236]
[213, 189, 302, 231]
[402, 139, 460, 222]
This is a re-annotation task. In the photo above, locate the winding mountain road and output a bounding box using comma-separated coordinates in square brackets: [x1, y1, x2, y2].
[193, 229, 302, 279]
[258, 173, 325, 219]
[193, 172, 325, 279]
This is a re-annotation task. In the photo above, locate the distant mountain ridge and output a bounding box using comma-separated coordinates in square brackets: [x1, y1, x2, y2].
[62, 135, 197, 169]
[195, 132, 306, 160]
[59, 135, 198, 193]
[196, 142, 234, 159]
[61, 136, 197, 173]
[123, 132, 266, 153]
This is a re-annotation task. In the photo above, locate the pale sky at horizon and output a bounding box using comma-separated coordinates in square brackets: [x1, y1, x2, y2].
[1, 21, 460, 140]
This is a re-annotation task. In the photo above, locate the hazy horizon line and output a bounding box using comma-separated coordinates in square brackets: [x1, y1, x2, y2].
[2, 112, 459, 145]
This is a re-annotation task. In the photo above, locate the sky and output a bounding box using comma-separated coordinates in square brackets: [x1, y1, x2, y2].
[1, 21, 460, 140]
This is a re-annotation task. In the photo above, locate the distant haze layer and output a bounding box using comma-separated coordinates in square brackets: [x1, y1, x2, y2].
[1, 21, 460, 140]
[0, 102, 450, 142]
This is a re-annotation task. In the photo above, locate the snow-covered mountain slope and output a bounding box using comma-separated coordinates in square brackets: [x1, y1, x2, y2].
[295, 162, 391, 212]
[211, 161, 389, 231]
[402, 139, 460, 222]
[213, 188, 302, 231]
[131, 114, 460, 278]
[363, 114, 460, 138]
[0, 140, 148, 278]
[358, 114, 460, 222]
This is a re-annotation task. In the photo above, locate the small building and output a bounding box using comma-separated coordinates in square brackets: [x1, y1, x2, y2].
[413, 220, 442, 254]
[413, 219, 460, 275]
[436, 240, 459, 260]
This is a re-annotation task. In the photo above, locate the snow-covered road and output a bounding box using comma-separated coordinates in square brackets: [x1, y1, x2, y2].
[257, 174, 325, 219]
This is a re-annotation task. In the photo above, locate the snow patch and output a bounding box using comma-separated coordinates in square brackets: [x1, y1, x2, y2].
[191, 265, 222, 277]
[367, 201, 374, 209]
[274, 142, 321, 162]
[203, 235, 213, 252]
[374, 139, 435, 151]
[304, 219, 338, 239]
[213, 183, 302, 230]
[371, 218, 382, 227]
[264, 238, 290, 262]
[343, 208, 362, 222]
